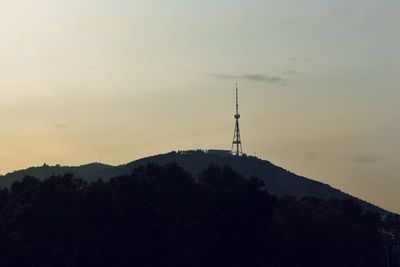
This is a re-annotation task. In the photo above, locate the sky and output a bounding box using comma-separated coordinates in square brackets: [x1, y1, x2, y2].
[0, 0, 399, 212]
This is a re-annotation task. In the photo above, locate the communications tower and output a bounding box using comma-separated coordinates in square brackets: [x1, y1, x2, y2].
[231, 84, 243, 156]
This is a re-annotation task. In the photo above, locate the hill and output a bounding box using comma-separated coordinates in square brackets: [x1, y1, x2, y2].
[0, 162, 389, 266]
[0, 150, 387, 214]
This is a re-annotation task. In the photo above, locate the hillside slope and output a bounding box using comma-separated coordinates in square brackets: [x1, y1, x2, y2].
[0, 150, 387, 214]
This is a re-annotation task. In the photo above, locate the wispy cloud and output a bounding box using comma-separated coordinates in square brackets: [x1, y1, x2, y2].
[305, 152, 317, 160]
[55, 124, 68, 129]
[353, 155, 383, 164]
[208, 73, 285, 84]
[282, 70, 298, 75]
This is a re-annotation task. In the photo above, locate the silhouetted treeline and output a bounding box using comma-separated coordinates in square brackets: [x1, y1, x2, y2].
[0, 163, 394, 266]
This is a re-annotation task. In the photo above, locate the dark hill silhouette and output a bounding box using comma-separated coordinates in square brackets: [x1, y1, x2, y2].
[0, 150, 387, 214]
[0, 163, 390, 266]
[0, 162, 114, 188]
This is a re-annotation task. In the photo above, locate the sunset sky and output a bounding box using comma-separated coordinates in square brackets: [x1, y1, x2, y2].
[0, 0, 399, 212]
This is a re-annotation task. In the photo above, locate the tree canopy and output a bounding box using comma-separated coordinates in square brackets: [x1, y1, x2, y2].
[0, 163, 394, 266]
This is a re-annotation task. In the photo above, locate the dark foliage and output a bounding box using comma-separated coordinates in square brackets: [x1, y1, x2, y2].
[0, 163, 386, 266]
[0, 151, 387, 215]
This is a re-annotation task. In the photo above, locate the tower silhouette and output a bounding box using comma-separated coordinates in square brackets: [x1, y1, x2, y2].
[231, 83, 243, 156]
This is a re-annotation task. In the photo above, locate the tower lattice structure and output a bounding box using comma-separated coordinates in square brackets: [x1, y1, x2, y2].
[231, 84, 243, 156]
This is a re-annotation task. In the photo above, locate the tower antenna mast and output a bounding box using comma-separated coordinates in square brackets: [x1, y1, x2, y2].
[231, 83, 243, 156]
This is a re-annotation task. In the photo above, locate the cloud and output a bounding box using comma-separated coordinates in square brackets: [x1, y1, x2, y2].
[282, 70, 298, 75]
[305, 152, 317, 160]
[209, 73, 285, 84]
[353, 155, 383, 164]
[55, 124, 68, 129]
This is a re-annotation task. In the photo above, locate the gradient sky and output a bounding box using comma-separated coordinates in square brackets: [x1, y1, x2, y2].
[0, 0, 399, 212]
